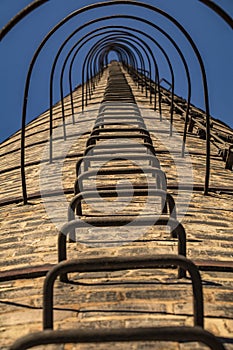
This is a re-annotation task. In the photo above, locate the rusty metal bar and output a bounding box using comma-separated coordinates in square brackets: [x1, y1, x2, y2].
[43, 255, 203, 329]
[94, 114, 143, 124]
[0, 0, 49, 40]
[198, 0, 233, 28]
[76, 154, 160, 175]
[225, 145, 233, 170]
[93, 120, 145, 128]
[86, 134, 153, 147]
[1, 259, 233, 283]
[90, 127, 150, 137]
[10, 326, 226, 350]
[68, 188, 176, 219]
[0, 264, 55, 282]
[83, 143, 157, 158]
[74, 167, 167, 194]
[58, 217, 186, 279]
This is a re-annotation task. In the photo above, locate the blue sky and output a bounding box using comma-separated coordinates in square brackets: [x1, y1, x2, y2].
[0, 0, 232, 143]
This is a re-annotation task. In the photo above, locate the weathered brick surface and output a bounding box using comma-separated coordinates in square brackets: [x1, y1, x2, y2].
[0, 66, 232, 349]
